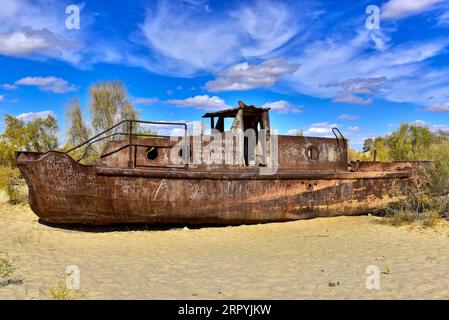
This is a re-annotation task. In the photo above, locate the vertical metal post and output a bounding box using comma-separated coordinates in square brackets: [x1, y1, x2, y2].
[183, 123, 188, 167]
[128, 120, 133, 168]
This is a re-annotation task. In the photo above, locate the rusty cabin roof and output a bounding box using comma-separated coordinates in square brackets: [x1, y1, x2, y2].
[202, 101, 270, 118]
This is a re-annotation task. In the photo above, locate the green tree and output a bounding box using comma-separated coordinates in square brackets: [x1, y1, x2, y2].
[89, 81, 139, 134]
[363, 138, 373, 153]
[0, 114, 58, 166]
[64, 98, 98, 163]
[0, 114, 58, 203]
[385, 123, 434, 161]
[66, 97, 90, 146]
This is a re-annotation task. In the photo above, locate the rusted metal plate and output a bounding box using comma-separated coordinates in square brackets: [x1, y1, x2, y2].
[277, 135, 347, 171]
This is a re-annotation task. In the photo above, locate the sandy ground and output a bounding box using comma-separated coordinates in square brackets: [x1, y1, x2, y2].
[1, 194, 449, 299]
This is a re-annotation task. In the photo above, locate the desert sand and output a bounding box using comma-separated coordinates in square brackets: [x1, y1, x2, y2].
[1, 193, 449, 299]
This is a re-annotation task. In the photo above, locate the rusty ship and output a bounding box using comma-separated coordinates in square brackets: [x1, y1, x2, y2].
[16, 101, 421, 225]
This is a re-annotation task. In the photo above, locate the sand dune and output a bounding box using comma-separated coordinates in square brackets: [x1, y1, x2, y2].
[1, 200, 449, 299]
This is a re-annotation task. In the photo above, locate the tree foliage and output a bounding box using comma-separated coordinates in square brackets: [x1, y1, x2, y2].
[89, 81, 138, 134]
[66, 97, 90, 146]
[0, 114, 58, 203]
[0, 114, 58, 166]
[352, 123, 443, 162]
[64, 81, 140, 162]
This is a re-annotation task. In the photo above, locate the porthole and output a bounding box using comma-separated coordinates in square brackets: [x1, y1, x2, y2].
[146, 146, 158, 160]
[305, 145, 320, 160]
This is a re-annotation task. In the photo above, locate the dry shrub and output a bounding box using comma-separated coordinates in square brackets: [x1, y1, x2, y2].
[0, 256, 17, 279]
[387, 160, 448, 227]
[0, 166, 27, 204]
[49, 281, 83, 300]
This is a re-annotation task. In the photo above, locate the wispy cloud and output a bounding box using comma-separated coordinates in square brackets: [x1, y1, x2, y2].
[1, 0, 448, 115]
[139, 0, 307, 76]
[16, 110, 54, 122]
[287, 129, 301, 135]
[0, 95, 4, 102]
[0, 1, 84, 64]
[347, 126, 360, 132]
[0, 27, 77, 58]
[262, 100, 301, 114]
[15, 76, 77, 94]
[333, 93, 372, 105]
[382, 0, 444, 19]
[140, 120, 190, 136]
[438, 11, 449, 26]
[338, 114, 360, 120]
[304, 122, 340, 136]
[132, 97, 159, 105]
[1, 83, 17, 90]
[205, 58, 299, 92]
[325, 77, 387, 105]
[166, 95, 230, 110]
[427, 102, 449, 112]
[412, 119, 449, 132]
[285, 27, 449, 107]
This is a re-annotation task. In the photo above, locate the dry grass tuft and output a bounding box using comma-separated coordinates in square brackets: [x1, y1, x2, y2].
[49, 281, 83, 300]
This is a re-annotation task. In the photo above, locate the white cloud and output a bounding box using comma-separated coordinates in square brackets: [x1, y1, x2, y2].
[1, 83, 17, 90]
[0, 95, 4, 102]
[287, 129, 300, 135]
[347, 126, 360, 132]
[140, 120, 189, 136]
[411, 119, 449, 132]
[16, 110, 54, 122]
[0, 0, 84, 64]
[427, 102, 449, 112]
[166, 95, 230, 110]
[140, 0, 306, 76]
[333, 92, 373, 105]
[285, 28, 449, 107]
[0, 28, 57, 56]
[411, 120, 429, 127]
[325, 77, 386, 105]
[382, 0, 444, 19]
[261, 100, 301, 114]
[205, 58, 299, 92]
[132, 97, 159, 105]
[304, 122, 340, 136]
[433, 124, 449, 132]
[15, 76, 77, 94]
[438, 11, 449, 26]
[338, 114, 360, 120]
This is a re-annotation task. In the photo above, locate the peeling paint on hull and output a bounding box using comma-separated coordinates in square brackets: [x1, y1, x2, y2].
[17, 151, 411, 225]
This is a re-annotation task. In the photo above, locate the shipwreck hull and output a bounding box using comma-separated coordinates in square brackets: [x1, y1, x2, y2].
[16, 151, 410, 225]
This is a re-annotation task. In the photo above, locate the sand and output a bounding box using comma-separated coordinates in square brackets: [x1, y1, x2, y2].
[1, 196, 449, 299]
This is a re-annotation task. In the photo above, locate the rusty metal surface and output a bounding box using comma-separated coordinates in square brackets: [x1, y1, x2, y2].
[99, 134, 348, 171]
[349, 160, 432, 172]
[277, 135, 347, 171]
[16, 151, 413, 225]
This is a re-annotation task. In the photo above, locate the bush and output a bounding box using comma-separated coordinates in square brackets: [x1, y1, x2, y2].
[386, 162, 448, 227]
[49, 281, 83, 300]
[0, 166, 27, 204]
[426, 141, 449, 198]
[0, 256, 17, 279]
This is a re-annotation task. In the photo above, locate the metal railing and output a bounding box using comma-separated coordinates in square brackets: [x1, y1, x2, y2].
[332, 127, 346, 152]
[66, 119, 189, 167]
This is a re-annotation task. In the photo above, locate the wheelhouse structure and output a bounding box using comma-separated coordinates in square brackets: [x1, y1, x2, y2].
[16, 101, 421, 225]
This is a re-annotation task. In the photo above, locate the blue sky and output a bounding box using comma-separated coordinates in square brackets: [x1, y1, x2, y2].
[0, 0, 449, 149]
